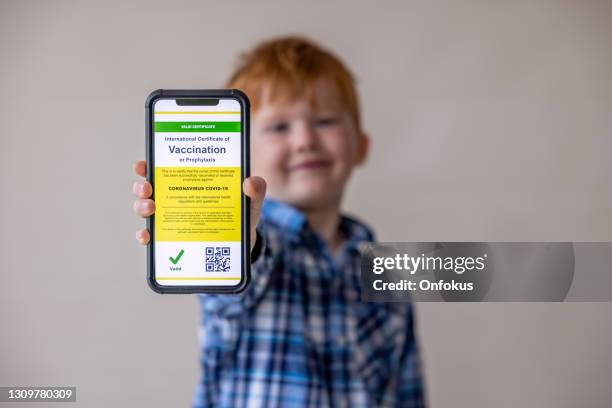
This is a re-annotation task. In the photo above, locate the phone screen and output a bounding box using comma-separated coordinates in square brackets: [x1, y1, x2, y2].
[151, 97, 245, 289]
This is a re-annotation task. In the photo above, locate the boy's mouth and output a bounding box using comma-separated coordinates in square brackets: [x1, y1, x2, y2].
[288, 159, 331, 171]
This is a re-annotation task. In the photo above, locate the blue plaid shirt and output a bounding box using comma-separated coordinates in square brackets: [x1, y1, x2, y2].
[193, 199, 425, 407]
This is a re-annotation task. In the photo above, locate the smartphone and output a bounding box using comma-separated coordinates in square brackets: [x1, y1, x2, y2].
[145, 89, 250, 293]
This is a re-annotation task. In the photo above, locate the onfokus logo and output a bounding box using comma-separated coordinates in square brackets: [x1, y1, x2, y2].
[372, 253, 488, 275]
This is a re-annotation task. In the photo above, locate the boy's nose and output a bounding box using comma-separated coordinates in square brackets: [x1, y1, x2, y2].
[292, 123, 318, 151]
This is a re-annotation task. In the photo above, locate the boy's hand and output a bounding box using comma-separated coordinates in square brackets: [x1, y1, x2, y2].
[132, 160, 267, 254]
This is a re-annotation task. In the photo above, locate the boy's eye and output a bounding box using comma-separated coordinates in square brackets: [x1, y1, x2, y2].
[314, 117, 338, 127]
[266, 122, 290, 134]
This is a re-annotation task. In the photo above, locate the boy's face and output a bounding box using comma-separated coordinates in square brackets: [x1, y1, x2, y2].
[251, 78, 369, 211]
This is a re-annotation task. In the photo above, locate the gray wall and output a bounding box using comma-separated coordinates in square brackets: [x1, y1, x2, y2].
[1, 0, 611, 406]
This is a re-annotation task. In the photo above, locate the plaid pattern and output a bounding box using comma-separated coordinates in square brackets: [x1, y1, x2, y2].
[193, 199, 425, 407]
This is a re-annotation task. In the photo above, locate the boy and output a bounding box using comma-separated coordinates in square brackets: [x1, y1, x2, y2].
[133, 36, 425, 407]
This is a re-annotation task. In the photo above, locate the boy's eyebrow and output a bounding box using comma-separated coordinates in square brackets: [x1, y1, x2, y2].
[255, 112, 289, 125]
[254, 114, 288, 127]
[313, 107, 344, 114]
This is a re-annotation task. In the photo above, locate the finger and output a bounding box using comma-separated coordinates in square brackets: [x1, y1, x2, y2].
[134, 160, 146, 178]
[244, 176, 265, 252]
[136, 228, 150, 245]
[243, 176, 266, 223]
[132, 180, 153, 199]
[133, 198, 155, 217]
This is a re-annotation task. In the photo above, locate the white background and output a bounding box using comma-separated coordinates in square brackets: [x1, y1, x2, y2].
[1, 1, 611, 407]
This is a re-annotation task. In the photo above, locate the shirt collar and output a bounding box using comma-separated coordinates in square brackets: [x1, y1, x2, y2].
[339, 214, 375, 250]
[261, 198, 308, 236]
[261, 198, 375, 246]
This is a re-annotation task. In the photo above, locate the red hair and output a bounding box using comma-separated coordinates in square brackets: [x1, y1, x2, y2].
[225, 36, 362, 132]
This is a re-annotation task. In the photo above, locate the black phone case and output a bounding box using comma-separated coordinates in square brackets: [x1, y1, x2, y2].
[145, 89, 251, 294]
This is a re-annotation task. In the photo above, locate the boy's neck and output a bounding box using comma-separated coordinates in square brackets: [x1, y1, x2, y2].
[300, 204, 344, 253]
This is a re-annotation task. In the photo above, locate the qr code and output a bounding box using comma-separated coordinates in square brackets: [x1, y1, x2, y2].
[205, 247, 231, 272]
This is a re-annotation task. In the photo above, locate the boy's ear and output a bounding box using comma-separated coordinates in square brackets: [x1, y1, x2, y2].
[354, 132, 370, 166]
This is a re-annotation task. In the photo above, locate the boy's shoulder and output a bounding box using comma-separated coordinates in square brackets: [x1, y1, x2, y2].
[259, 198, 376, 246]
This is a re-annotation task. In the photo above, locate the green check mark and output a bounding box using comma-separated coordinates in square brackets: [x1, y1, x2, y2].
[169, 249, 185, 265]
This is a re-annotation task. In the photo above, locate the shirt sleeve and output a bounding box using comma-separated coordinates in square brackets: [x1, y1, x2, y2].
[250, 227, 264, 264]
[198, 222, 280, 319]
[193, 222, 281, 408]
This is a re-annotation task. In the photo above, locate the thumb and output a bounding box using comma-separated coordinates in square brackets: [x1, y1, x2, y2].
[243, 176, 267, 250]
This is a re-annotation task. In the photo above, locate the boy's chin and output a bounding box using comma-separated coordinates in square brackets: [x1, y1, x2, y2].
[283, 187, 342, 210]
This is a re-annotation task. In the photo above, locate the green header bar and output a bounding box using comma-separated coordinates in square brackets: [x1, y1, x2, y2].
[155, 122, 241, 132]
